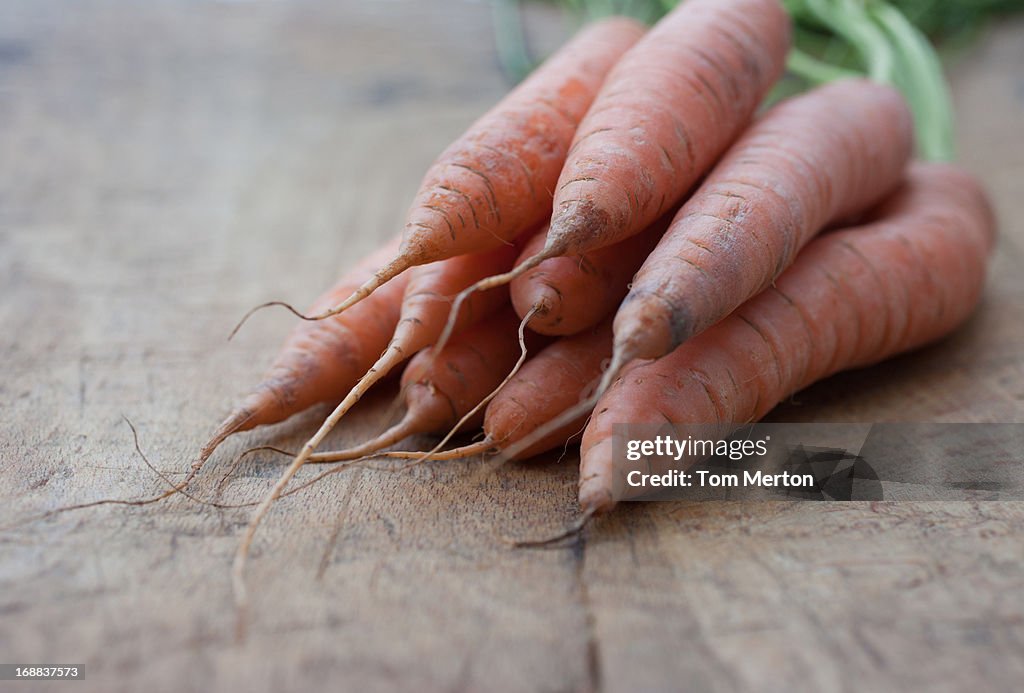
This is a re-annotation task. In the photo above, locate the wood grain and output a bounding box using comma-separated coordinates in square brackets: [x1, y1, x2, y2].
[1, 2, 1022, 691]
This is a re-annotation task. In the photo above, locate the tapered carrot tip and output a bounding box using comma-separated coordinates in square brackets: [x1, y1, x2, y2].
[508, 508, 596, 548]
[312, 255, 413, 320]
[614, 292, 689, 361]
[577, 433, 618, 515]
[578, 478, 616, 516]
[548, 199, 614, 253]
[200, 407, 255, 465]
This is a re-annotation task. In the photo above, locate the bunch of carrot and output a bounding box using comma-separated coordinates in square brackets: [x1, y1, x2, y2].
[174, 0, 994, 619]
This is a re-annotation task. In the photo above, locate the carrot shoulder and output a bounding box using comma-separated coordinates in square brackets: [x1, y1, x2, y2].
[579, 162, 995, 513]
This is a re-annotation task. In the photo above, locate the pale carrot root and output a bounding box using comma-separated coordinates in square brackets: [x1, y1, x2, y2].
[378, 439, 496, 461]
[307, 415, 422, 462]
[295, 343, 409, 455]
[309, 256, 413, 321]
[227, 414, 425, 467]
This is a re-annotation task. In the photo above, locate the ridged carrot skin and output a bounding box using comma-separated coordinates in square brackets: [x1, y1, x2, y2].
[579, 163, 996, 513]
[541, 0, 790, 258]
[614, 78, 915, 362]
[405, 18, 644, 256]
[510, 214, 670, 336]
[484, 320, 613, 458]
[402, 17, 645, 261]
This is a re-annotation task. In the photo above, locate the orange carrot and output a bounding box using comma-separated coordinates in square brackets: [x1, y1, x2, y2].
[435, 0, 790, 353]
[503, 78, 914, 459]
[579, 162, 995, 513]
[510, 214, 670, 336]
[614, 78, 913, 362]
[289, 18, 645, 323]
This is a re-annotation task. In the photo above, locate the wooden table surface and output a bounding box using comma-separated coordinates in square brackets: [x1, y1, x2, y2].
[2, 2, 1023, 691]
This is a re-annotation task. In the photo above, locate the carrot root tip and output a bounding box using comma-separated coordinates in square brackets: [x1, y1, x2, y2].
[506, 508, 597, 549]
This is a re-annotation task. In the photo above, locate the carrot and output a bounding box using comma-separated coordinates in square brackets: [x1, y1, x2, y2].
[544, 0, 789, 256]
[434, 0, 790, 353]
[579, 162, 995, 514]
[272, 18, 645, 325]
[502, 77, 915, 460]
[510, 214, 670, 336]
[615, 78, 914, 360]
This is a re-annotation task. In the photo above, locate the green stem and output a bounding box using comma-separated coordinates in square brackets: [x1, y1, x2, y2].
[492, 0, 534, 82]
[786, 46, 861, 84]
[870, 1, 955, 160]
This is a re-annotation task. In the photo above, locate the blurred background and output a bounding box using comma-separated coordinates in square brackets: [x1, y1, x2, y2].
[2, 1, 1023, 691]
